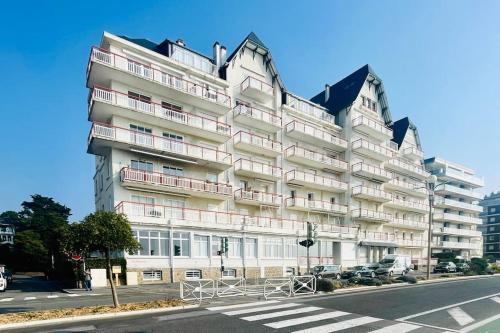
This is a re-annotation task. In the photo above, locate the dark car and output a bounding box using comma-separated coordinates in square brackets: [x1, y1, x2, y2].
[312, 264, 342, 280]
[341, 264, 378, 279]
[433, 261, 457, 273]
[456, 263, 470, 272]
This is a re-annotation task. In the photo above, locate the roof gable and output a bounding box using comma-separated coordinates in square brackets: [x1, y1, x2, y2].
[391, 117, 422, 150]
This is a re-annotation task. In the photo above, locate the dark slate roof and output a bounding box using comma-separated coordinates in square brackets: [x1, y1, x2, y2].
[310, 64, 393, 125]
[225, 32, 268, 64]
[390, 117, 423, 150]
[119, 36, 159, 52]
[247, 32, 268, 50]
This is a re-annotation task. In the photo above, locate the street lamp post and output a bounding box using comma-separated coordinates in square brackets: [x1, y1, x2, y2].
[426, 175, 437, 280]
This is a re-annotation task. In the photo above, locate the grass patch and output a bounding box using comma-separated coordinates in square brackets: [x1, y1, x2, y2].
[0, 299, 185, 324]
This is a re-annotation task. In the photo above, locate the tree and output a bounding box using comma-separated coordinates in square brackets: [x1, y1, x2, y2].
[13, 230, 49, 271]
[66, 211, 139, 307]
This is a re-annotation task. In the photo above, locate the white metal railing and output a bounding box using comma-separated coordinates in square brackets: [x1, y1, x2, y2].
[387, 158, 429, 178]
[264, 278, 292, 300]
[216, 277, 246, 297]
[284, 170, 348, 191]
[91, 87, 231, 137]
[432, 167, 484, 187]
[89, 47, 231, 108]
[233, 131, 282, 153]
[88, 123, 232, 165]
[389, 218, 428, 229]
[234, 158, 282, 178]
[403, 146, 424, 159]
[433, 213, 482, 225]
[120, 167, 232, 196]
[234, 189, 282, 206]
[352, 138, 394, 159]
[285, 121, 347, 149]
[351, 162, 392, 179]
[434, 197, 483, 212]
[233, 104, 281, 127]
[351, 186, 392, 201]
[291, 275, 316, 295]
[352, 116, 392, 137]
[387, 179, 427, 195]
[284, 93, 335, 125]
[180, 279, 215, 303]
[435, 227, 482, 237]
[438, 241, 481, 250]
[395, 239, 427, 247]
[285, 197, 348, 214]
[438, 184, 482, 199]
[241, 76, 273, 95]
[388, 198, 428, 211]
[351, 209, 392, 221]
[284, 146, 348, 171]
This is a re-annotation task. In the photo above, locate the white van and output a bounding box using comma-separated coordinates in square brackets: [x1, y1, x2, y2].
[375, 255, 412, 276]
[0, 272, 6, 292]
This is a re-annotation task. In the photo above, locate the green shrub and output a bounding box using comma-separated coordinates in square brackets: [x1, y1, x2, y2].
[316, 278, 334, 292]
[416, 276, 426, 281]
[348, 276, 361, 285]
[331, 280, 345, 290]
[440, 274, 451, 278]
[379, 276, 393, 285]
[490, 264, 500, 273]
[356, 277, 382, 286]
[397, 275, 418, 284]
[470, 258, 488, 274]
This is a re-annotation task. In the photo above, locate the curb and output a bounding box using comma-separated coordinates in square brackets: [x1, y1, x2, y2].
[0, 304, 199, 331]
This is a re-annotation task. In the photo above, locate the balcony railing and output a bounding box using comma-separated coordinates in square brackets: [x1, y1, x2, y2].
[352, 138, 394, 159]
[403, 146, 424, 159]
[233, 131, 282, 153]
[351, 186, 392, 201]
[352, 116, 392, 138]
[233, 104, 281, 128]
[284, 146, 348, 171]
[351, 209, 392, 222]
[437, 241, 481, 250]
[351, 162, 393, 180]
[88, 123, 232, 165]
[90, 86, 231, 137]
[387, 198, 428, 212]
[285, 120, 347, 149]
[433, 213, 482, 225]
[434, 197, 483, 213]
[234, 189, 282, 206]
[285, 197, 348, 214]
[436, 184, 482, 200]
[284, 170, 348, 191]
[284, 93, 336, 125]
[431, 167, 484, 187]
[434, 227, 482, 237]
[240, 76, 273, 95]
[358, 230, 426, 247]
[88, 47, 231, 108]
[120, 167, 232, 196]
[388, 218, 428, 229]
[386, 179, 427, 196]
[386, 158, 429, 179]
[233, 158, 282, 179]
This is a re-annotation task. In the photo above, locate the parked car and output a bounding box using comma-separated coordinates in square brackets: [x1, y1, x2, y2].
[0, 273, 6, 292]
[375, 255, 411, 276]
[456, 263, 470, 272]
[433, 261, 457, 273]
[312, 264, 342, 280]
[341, 264, 378, 279]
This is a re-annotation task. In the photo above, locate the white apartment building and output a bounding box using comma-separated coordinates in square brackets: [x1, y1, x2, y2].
[424, 157, 484, 259]
[86, 32, 431, 283]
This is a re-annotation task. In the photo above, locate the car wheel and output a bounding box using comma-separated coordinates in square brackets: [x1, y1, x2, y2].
[336, 274, 341, 280]
[389, 271, 393, 277]
[371, 272, 376, 278]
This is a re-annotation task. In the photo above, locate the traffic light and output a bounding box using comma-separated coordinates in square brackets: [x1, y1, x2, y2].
[223, 237, 229, 253]
[299, 239, 314, 248]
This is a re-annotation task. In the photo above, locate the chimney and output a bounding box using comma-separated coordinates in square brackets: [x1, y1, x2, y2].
[213, 42, 221, 68]
[176, 39, 185, 47]
[220, 46, 227, 64]
[325, 84, 330, 103]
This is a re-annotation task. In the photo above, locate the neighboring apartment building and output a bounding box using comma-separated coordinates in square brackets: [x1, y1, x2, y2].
[480, 192, 500, 259]
[86, 31, 431, 283]
[424, 157, 484, 259]
[0, 224, 15, 246]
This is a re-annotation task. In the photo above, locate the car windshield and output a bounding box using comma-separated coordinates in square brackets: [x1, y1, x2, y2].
[312, 266, 324, 273]
[353, 266, 364, 270]
[438, 263, 449, 266]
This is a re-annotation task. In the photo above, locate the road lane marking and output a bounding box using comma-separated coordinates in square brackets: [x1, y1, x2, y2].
[367, 322, 421, 332]
[24, 296, 36, 300]
[47, 295, 59, 299]
[291, 316, 382, 333]
[67, 293, 80, 297]
[0, 298, 14, 302]
[448, 307, 474, 326]
[491, 296, 500, 304]
[265, 310, 350, 329]
[241, 306, 320, 321]
[461, 313, 500, 332]
[43, 325, 96, 332]
[223, 302, 298, 316]
[397, 292, 500, 321]
[397, 320, 460, 332]
[207, 300, 279, 311]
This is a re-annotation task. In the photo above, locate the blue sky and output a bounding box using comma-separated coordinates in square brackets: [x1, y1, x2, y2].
[1, 0, 499, 220]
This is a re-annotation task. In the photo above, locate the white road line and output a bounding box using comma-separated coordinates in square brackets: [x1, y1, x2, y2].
[491, 296, 500, 304]
[24, 296, 36, 300]
[223, 303, 298, 316]
[241, 306, 321, 322]
[67, 293, 80, 297]
[461, 313, 500, 332]
[397, 292, 500, 321]
[47, 295, 59, 299]
[46, 325, 97, 332]
[291, 316, 382, 333]
[447, 307, 475, 326]
[207, 300, 279, 311]
[367, 322, 421, 333]
[0, 298, 14, 302]
[265, 310, 350, 329]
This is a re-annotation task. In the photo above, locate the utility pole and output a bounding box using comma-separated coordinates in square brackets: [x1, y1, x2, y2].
[218, 237, 228, 278]
[300, 222, 317, 274]
[426, 175, 437, 280]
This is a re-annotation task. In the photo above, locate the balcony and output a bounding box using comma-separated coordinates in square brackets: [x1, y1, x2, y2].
[87, 123, 232, 170]
[240, 76, 273, 102]
[395, 239, 427, 248]
[385, 158, 429, 180]
[351, 209, 392, 223]
[285, 197, 347, 215]
[435, 184, 483, 200]
[234, 189, 282, 207]
[384, 179, 428, 198]
[87, 47, 231, 114]
[352, 139, 394, 161]
[388, 218, 428, 230]
[282, 93, 337, 128]
[433, 213, 482, 225]
[434, 197, 483, 213]
[285, 121, 347, 151]
[233, 131, 282, 157]
[430, 167, 484, 188]
[433, 227, 482, 238]
[120, 167, 231, 200]
[284, 170, 348, 193]
[385, 198, 428, 213]
[435, 241, 481, 250]
[351, 162, 392, 182]
[284, 146, 348, 172]
[352, 116, 392, 141]
[233, 158, 282, 181]
[351, 186, 392, 203]
[233, 104, 281, 132]
[89, 87, 231, 143]
[403, 146, 424, 160]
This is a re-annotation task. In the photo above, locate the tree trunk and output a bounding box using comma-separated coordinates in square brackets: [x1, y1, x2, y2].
[106, 249, 119, 308]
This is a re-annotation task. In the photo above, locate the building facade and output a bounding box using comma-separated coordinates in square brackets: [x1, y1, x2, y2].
[480, 192, 500, 259]
[0, 224, 15, 246]
[86, 32, 433, 283]
[424, 157, 484, 259]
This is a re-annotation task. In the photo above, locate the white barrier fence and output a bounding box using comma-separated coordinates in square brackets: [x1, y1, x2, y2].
[180, 279, 215, 302]
[216, 277, 246, 297]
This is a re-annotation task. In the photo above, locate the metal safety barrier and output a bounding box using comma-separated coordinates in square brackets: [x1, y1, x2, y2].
[291, 275, 316, 295]
[216, 277, 246, 297]
[263, 278, 292, 300]
[180, 279, 215, 303]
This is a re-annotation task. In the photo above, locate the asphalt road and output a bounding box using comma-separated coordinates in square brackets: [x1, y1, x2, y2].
[5, 275, 500, 333]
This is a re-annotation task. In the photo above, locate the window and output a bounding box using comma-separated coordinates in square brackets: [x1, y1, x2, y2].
[490, 217, 495, 223]
[131, 160, 153, 172]
[222, 269, 236, 278]
[161, 101, 182, 112]
[128, 91, 151, 103]
[330, 197, 336, 204]
[285, 267, 295, 276]
[163, 165, 183, 177]
[284, 239, 297, 258]
[239, 180, 248, 190]
[185, 269, 201, 280]
[290, 190, 296, 198]
[143, 270, 162, 281]
[488, 245, 494, 250]
[128, 91, 151, 112]
[163, 131, 183, 141]
[193, 235, 209, 257]
[129, 124, 152, 134]
[264, 238, 282, 258]
[173, 232, 190, 257]
[207, 173, 218, 183]
[133, 230, 169, 256]
[227, 237, 243, 257]
[491, 207, 497, 213]
[245, 238, 257, 258]
[308, 193, 314, 201]
[212, 236, 221, 256]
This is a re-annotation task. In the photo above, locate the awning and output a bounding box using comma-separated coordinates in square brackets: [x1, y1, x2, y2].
[359, 241, 398, 248]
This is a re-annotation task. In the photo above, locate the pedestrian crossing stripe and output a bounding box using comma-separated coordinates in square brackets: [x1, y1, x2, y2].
[291, 316, 382, 333]
[223, 302, 298, 316]
[241, 306, 321, 322]
[264, 310, 350, 329]
[0, 298, 14, 302]
[367, 322, 421, 333]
